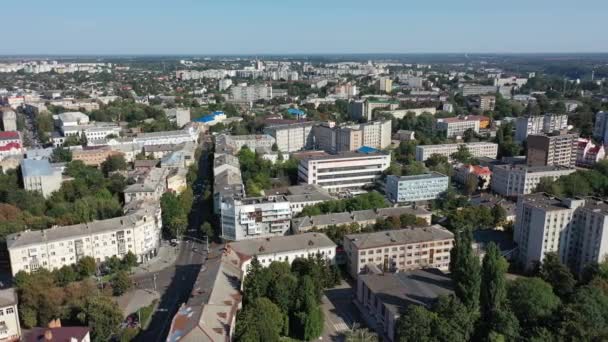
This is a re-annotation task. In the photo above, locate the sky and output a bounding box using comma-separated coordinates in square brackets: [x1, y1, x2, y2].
[2, 0, 608, 55]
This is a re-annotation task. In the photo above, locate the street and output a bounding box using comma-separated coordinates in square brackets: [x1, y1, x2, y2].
[321, 281, 362, 341]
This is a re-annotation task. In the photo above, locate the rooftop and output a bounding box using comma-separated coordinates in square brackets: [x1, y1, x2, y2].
[345, 225, 453, 250]
[0, 288, 17, 307]
[21, 158, 58, 178]
[229, 232, 336, 258]
[26, 326, 90, 342]
[390, 171, 448, 181]
[0, 131, 20, 140]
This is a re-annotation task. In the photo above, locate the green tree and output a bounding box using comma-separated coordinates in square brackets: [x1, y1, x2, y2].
[432, 295, 477, 341]
[54, 265, 78, 286]
[451, 145, 473, 164]
[480, 243, 519, 339]
[395, 305, 438, 342]
[464, 174, 478, 195]
[507, 277, 560, 327]
[77, 256, 97, 277]
[235, 297, 284, 342]
[539, 252, 576, 298]
[200, 221, 214, 238]
[242, 257, 270, 304]
[449, 230, 481, 310]
[111, 271, 132, 296]
[343, 326, 378, 342]
[101, 154, 127, 175]
[85, 296, 123, 342]
[50, 147, 73, 163]
[491, 204, 507, 226]
[122, 251, 138, 270]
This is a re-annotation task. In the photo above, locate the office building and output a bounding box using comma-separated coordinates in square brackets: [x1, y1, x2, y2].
[0, 288, 21, 342]
[229, 84, 272, 103]
[298, 149, 391, 193]
[220, 196, 292, 241]
[526, 133, 578, 167]
[415, 142, 498, 162]
[386, 172, 449, 203]
[349, 99, 399, 121]
[343, 225, 454, 278]
[1, 108, 17, 131]
[460, 84, 498, 96]
[6, 202, 162, 275]
[356, 268, 453, 342]
[436, 116, 482, 138]
[279, 184, 334, 214]
[377, 77, 393, 93]
[229, 233, 336, 275]
[515, 114, 569, 142]
[20, 159, 63, 198]
[576, 138, 606, 167]
[490, 165, 576, 197]
[263, 121, 315, 152]
[514, 194, 608, 273]
[593, 111, 608, 143]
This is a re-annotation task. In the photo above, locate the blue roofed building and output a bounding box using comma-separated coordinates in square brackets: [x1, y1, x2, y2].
[20, 159, 64, 198]
[287, 108, 306, 119]
[194, 111, 226, 126]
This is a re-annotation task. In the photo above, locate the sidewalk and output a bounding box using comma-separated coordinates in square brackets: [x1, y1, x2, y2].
[117, 289, 160, 317]
[131, 241, 179, 276]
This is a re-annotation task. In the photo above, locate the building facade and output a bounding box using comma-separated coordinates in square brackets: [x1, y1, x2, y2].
[0, 288, 21, 342]
[20, 159, 63, 198]
[386, 172, 449, 203]
[490, 165, 576, 197]
[515, 114, 569, 143]
[593, 111, 608, 143]
[576, 138, 606, 167]
[220, 196, 292, 241]
[415, 142, 498, 162]
[1, 109, 17, 131]
[527, 133, 578, 167]
[436, 116, 481, 138]
[263, 122, 315, 152]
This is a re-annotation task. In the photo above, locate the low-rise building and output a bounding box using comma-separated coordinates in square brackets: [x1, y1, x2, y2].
[386, 172, 449, 203]
[220, 196, 292, 241]
[1, 108, 17, 131]
[0, 288, 21, 342]
[71, 146, 124, 167]
[164, 108, 191, 128]
[124, 167, 169, 204]
[576, 138, 606, 167]
[490, 165, 576, 197]
[381, 107, 437, 119]
[436, 116, 482, 138]
[21, 159, 63, 198]
[454, 164, 492, 190]
[6, 202, 162, 275]
[343, 225, 454, 278]
[298, 149, 391, 193]
[415, 142, 498, 162]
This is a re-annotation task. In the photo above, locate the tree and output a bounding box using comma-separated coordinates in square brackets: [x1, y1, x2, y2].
[85, 296, 123, 342]
[449, 230, 481, 310]
[432, 295, 477, 342]
[242, 257, 270, 304]
[539, 252, 576, 298]
[491, 204, 507, 226]
[480, 243, 519, 339]
[507, 277, 560, 327]
[451, 145, 473, 164]
[395, 305, 438, 342]
[464, 175, 478, 195]
[558, 285, 608, 341]
[54, 265, 78, 286]
[101, 154, 127, 175]
[200, 221, 214, 238]
[235, 297, 284, 342]
[344, 326, 378, 342]
[122, 251, 138, 270]
[51, 147, 73, 163]
[77, 256, 97, 277]
[111, 271, 132, 296]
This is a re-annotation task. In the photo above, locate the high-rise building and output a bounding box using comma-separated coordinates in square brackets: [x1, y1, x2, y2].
[526, 132, 578, 167]
[514, 193, 608, 273]
[593, 111, 608, 143]
[312, 120, 390, 153]
[515, 114, 569, 142]
[377, 77, 393, 93]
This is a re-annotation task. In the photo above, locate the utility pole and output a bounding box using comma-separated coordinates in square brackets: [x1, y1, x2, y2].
[153, 273, 157, 291]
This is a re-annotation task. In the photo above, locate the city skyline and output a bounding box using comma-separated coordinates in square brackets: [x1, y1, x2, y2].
[3, 0, 608, 55]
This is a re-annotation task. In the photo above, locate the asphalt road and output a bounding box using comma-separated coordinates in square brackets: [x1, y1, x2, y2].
[135, 148, 212, 342]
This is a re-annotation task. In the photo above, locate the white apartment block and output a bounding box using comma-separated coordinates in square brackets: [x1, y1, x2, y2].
[348, 120, 392, 150]
[490, 165, 576, 197]
[133, 127, 199, 147]
[216, 134, 275, 154]
[0, 288, 21, 342]
[515, 194, 608, 273]
[386, 172, 449, 203]
[21, 159, 63, 198]
[218, 78, 233, 91]
[343, 226, 454, 278]
[228, 233, 336, 276]
[515, 114, 569, 143]
[229, 84, 272, 103]
[436, 117, 480, 138]
[263, 122, 315, 152]
[1, 109, 17, 131]
[164, 108, 191, 128]
[382, 107, 437, 119]
[6, 203, 162, 275]
[298, 151, 391, 193]
[220, 196, 292, 241]
[415, 142, 498, 162]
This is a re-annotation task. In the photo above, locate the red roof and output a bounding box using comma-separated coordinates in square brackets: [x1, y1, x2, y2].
[0, 131, 19, 140]
[465, 164, 492, 176]
[0, 142, 21, 151]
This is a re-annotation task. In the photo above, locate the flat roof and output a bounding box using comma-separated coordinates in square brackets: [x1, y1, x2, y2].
[389, 172, 448, 181]
[21, 158, 57, 178]
[345, 225, 453, 250]
[229, 232, 336, 258]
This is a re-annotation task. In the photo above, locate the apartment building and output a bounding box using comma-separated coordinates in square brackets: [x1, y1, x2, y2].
[479, 95, 496, 111]
[71, 146, 124, 167]
[20, 159, 63, 198]
[220, 196, 292, 241]
[490, 165, 576, 197]
[349, 99, 399, 121]
[460, 84, 498, 96]
[436, 116, 482, 138]
[593, 111, 608, 143]
[229, 232, 336, 275]
[215, 134, 275, 154]
[349, 120, 392, 150]
[123, 167, 169, 204]
[515, 114, 569, 142]
[298, 150, 391, 193]
[576, 138, 606, 167]
[343, 225, 454, 278]
[164, 108, 191, 128]
[1, 109, 17, 131]
[514, 193, 608, 273]
[6, 202, 162, 275]
[527, 133, 578, 167]
[382, 107, 437, 119]
[133, 126, 199, 147]
[0, 288, 21, 342]
[377, 77, 393, 93]
[415, 142, 499, 162]
[386, 172, 449, 203]
[0, 131, 23, 161]
[263, 121, 315, 152]
[229, 84, 272, 102]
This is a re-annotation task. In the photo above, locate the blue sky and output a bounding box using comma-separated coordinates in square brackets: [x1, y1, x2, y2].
[3, 0, 607, 55]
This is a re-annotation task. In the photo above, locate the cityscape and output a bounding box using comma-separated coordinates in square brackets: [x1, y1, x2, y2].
[1, 2, 608, 342]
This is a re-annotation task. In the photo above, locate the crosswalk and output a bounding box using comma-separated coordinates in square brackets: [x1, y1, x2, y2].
[333, 321, 349, 332]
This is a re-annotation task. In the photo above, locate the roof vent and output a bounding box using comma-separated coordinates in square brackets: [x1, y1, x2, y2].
[308, 240, 314, 246]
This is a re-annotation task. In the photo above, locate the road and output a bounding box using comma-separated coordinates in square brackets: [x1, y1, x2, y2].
[321, 281, 363, 342]
[135, 147, 212, 342]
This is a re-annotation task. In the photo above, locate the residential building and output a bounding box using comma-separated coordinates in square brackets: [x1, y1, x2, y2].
[377, 77, 393, 93]
[478, 95, 496, 111]
[71, 146, 124, 167]
[53, 112, 90, 130]
[1, 109, 17, 131]
[0, 131, 23, 160]
[263, 121, 315, 152]
[593, 111, 608, 143]
[454, 164, 493, 190]
[20, 159, 63, 198]
[133, 127, 199, 147]
[381, 107, 437, 119]
[0, 288, 21, 342]
[515, 114, 569, 142]
[435, 116, 482, 138]
[343, 225, 454, 277]
[298, 149, 391, 193]
[6, 202, 162, 275]
[349, 120, 392, 150]
[166, 167, 188, 194]
[514, 193, 608, 273]
[312, 123, 339, 153]
[278, 184, 334, 214]
[526, 133, 578, 167]
[386, 172, 449, 203]
[292, 206, 432, 233]
[576, 138, 606, 167]
[393, 130, 416, 141]
[220, 196, 292, 241]
[215, 134, 275, 155]
[460, 84, 498, 96]
[229, 84, 272, 102]
[164, 108, 190, 128]
[490, 165, 576, 197]
[229, 232, 336, 274]
[356, 268, 453, 342]
[349, 99, 399, 121]
[218, 78, 233, 91]
[25, 324, 90, 342]
[123, 167, 169, 204]
[415, 142, 498, 162]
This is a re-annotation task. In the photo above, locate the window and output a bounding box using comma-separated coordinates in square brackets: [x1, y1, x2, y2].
[6, 308, 13, 314]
